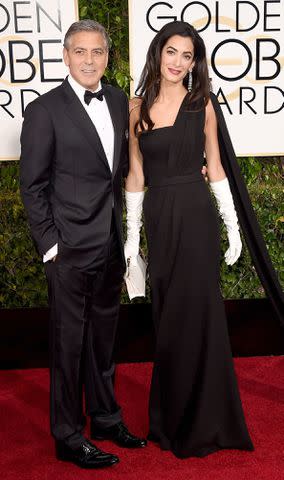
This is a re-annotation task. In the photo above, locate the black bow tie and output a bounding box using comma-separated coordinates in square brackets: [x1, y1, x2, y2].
[84, 88, 104, 105]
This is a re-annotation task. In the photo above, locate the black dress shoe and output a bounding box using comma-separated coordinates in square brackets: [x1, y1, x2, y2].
[55, 438, 119, 469]
[91, 421, 147, 448]
[147, 432, 159, 442]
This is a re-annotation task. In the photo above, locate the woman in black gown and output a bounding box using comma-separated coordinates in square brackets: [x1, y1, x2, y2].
[124, 21, 254, 458]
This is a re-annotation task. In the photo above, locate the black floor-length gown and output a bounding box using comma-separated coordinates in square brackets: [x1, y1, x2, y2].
[139, 92, 254, 458]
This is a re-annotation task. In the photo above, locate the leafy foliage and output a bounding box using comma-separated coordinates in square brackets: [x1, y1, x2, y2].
[219, 157, 284, 299]
[0, 164, 47, 307]
[79, 0, 131, 92]
[0, 158, 283, 307]
[0, 2, 283, 307]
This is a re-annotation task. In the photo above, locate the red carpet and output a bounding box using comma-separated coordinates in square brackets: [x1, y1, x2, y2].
[1, 357, 284, 480]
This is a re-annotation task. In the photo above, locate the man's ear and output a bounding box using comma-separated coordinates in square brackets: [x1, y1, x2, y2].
[63, 48, 69, 67]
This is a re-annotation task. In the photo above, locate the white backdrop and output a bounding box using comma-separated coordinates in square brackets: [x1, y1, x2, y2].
[128, 0, 284, 156]
[0, 0, 78, 160]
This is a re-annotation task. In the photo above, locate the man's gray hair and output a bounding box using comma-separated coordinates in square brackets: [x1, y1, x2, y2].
[64, 19, 110, 51]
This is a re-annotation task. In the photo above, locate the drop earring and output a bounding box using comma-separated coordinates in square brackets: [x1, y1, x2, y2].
[188, 70, 193, 92]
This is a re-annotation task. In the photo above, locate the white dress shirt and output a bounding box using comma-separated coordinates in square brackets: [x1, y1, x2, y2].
[43, 75, 115, 263]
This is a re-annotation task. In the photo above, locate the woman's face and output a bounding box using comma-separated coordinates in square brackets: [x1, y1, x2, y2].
[160, 34, 195, 85]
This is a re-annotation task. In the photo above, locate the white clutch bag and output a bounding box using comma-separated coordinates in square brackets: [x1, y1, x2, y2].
[124, 254, 147, 300]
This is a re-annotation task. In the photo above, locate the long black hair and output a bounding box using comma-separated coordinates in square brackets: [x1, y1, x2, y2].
[135, 21, 210, 133]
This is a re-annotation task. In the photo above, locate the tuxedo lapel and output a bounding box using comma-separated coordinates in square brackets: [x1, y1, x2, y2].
[61, 79, 110, 171]
[104, 86, 123, 177]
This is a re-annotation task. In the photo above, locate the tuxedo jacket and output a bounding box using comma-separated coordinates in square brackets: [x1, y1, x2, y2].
[20, 78, 128, 270]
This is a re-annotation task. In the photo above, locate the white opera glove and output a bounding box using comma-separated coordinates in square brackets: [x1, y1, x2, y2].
[124, 190, 144, 268]
[210, 177, 242, 266]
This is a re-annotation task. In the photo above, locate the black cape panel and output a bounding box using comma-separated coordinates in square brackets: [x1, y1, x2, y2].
[210, 92, 284, 326]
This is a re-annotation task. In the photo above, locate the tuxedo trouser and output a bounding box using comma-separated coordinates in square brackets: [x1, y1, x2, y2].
[44, 222, 124, 447]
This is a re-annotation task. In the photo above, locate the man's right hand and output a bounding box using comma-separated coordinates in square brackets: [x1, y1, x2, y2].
[43, 243, 58, 263]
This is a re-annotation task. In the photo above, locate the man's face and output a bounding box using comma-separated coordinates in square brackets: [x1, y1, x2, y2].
[63, 30, 108, 90]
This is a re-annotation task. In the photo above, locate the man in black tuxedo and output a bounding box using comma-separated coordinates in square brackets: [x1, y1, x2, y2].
[20, 19, 146, 469]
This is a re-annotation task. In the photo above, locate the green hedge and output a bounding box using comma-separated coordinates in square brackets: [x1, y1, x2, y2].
[0, 159, 283, 308]
[0, 1, 283, 307]
[220, 158, 284, 299]
[79, 0, 131, 91]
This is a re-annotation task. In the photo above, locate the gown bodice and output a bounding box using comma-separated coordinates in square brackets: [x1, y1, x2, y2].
[139, 93, 206, 186]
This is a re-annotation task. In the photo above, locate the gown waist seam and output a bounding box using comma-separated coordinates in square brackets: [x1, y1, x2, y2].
[148, 172, 204, 188]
